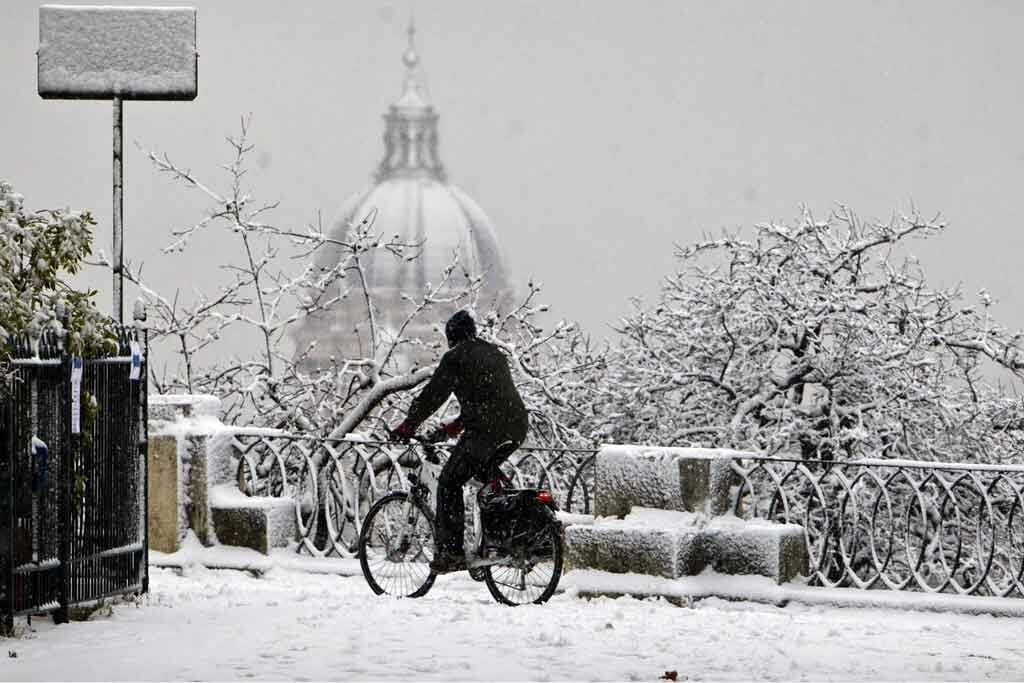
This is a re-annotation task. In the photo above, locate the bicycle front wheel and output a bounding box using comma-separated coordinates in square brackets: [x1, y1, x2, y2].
[358, 492, 437, 598]
[484, 523, 563, 606]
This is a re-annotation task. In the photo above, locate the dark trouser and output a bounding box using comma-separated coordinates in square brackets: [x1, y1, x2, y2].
[435, 432, 519, 557]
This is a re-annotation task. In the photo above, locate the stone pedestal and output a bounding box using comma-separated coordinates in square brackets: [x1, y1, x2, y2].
[147, 434, 180, 553]
[567, 445, 809, 586]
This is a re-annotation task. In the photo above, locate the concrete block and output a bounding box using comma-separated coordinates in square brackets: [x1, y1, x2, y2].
[565, 508, 703, 579]
[205, 430, 240, 488]
[147, 434, 180, 553]
[184, 435, 210, 545]
[594, 447, 705, 517]
[211, 507, 270, 554]
[594, 446, 742, 517]
[209, 485, 296, 555]
[708, 458, 740, 516]
[703, 517, 808, 584]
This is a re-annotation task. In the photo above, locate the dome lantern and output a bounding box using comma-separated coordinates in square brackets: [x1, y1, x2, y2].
[293, 23, 518, 371]
[377, 20, 445, 183]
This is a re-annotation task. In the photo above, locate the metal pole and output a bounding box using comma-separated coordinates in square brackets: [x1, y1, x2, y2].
[112, 97, 124, 324]
[140, 328, 149, 595]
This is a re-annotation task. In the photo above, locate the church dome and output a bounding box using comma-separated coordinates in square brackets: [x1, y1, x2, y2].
[333, 179, 511, 300]
[294, 25, 517, 371]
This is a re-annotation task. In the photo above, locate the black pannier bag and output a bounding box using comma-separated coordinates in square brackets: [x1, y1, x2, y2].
[479, 489, 547, 547]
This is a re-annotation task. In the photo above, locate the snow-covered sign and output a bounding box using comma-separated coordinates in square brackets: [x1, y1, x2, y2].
[38, 5, 197, 100]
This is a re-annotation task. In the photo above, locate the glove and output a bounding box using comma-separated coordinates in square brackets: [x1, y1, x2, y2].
[426, 420, 463, 443]
[441, 420, 463, 438]
[389, 421, 416, 442]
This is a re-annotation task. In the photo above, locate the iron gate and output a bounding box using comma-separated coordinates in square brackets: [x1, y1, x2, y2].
[0, 327, 148, 627]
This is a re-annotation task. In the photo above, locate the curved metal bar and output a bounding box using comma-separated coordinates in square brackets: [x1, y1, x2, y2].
[228, 435, 599, 555]
[724, 454, 1024, 597]
[226, 436, 1024, 598]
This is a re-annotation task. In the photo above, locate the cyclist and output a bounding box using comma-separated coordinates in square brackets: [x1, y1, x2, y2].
[390, 310, 529, 574]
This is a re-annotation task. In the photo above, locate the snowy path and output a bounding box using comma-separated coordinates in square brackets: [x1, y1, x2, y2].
[3, 566, 1024, 681]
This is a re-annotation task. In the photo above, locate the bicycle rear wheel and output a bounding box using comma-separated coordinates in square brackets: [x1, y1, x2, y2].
[483, 523, 563, 605]
[358, 492, 437, 598]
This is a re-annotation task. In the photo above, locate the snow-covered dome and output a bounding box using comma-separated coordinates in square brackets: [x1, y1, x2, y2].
[294, 24, 517, 370]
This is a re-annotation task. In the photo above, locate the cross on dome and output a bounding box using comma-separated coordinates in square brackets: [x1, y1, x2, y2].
[402, 17, 419, 70]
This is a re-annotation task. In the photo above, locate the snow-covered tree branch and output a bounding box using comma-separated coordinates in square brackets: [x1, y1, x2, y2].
[591, 206, 1024, 463]
[0, 180, 115, 359]
[120, 120, 601, 447]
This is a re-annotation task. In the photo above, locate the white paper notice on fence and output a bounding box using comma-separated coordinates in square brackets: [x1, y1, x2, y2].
[129, 341, 143, 381]
[71, 356, 83, 434]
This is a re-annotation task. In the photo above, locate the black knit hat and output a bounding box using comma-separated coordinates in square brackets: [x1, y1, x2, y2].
[445, 310, 477, 347]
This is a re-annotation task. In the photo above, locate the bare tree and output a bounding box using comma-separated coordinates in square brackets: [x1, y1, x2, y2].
[120, 119, 601, 447]
[594, 206, 1024, 463]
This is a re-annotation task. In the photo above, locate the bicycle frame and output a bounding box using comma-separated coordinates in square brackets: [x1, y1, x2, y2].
[387, 444, 442, 558]
[387, 439, 551, 572]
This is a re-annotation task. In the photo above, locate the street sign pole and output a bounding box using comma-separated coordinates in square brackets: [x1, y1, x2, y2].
[38, 5, 198, 324]
[113, 96, 124, 322]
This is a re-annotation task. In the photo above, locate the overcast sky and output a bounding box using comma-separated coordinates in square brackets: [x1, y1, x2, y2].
[4, 0, 1024, 350]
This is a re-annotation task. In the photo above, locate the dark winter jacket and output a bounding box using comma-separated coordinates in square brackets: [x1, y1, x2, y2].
[404, 338, 529, 443]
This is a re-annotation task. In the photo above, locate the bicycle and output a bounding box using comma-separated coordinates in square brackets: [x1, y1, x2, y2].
[357, 436, 564, 605]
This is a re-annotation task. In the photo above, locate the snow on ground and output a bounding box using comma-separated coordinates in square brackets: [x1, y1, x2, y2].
[3, 565, 1024, 682]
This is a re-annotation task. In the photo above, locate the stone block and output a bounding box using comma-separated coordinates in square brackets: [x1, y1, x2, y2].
[211, 507, 271, 554]
[184, 435, 210, 545]
[209, 485, 296, 555]
[703, 517, 808, 584]
[708, 459, 740, 516]
[147, 434, 181, 553]
[595, 447, 702, 517]
[677, 457, 711, 513]
[595, 446, 741, 517]
[205, 430, 241, 488]
[565, 508, 703, 579]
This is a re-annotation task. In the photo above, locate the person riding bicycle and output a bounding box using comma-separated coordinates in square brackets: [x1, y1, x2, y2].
[390, 309, 530, 574]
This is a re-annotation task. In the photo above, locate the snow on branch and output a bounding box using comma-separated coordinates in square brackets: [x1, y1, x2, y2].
[106, 119, 601, 446]
[594, 207, 1024, 464]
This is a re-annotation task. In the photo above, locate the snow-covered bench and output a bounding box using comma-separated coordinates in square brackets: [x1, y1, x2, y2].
[565, 445, 807, 585]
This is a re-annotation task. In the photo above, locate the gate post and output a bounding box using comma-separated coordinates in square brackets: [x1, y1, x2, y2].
[2, 401, 13, 632]
[139, 328, 149, 594]
[54, 349, 71, 624]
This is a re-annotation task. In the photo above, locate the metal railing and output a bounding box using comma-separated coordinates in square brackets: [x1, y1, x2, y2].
[224, 433, 1024, 599]
[727, 455, 1024, 598]
[229, 434, 597, 559]
[1, 328, 148, 627]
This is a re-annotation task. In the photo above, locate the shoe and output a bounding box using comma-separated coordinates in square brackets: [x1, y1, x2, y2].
[429, 552, 467, 574]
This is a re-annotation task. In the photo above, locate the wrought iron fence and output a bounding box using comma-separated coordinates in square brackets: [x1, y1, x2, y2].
[223, 433, 1024, 599]
[229, 434, 597, 559]
[727, 455, 1024, 598]
[0, 328, 148, 627]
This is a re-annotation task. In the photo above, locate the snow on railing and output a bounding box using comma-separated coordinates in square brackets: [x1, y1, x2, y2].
[224, 433, 1024, 599]
[228, 433, 596, 559]
[726, 454, 1024, 598]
